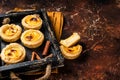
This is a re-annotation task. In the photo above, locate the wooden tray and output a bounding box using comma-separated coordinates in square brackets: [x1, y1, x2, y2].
[0, 9, 64, 79]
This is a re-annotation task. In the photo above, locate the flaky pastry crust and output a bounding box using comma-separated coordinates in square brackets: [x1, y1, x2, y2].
[21, 29, 44, 48]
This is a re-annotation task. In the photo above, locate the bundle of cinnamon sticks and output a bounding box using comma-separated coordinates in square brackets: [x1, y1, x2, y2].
[31, 40, 51, 61]
[31, 40, 58, 74]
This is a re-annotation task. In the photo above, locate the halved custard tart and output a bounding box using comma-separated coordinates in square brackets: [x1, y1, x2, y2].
[60, 45, 82, 59]
[1, 43, 26, 64]
[21, 14, 42, 30]
[21, 29, 44, 48]
[0, 24, 22, 42]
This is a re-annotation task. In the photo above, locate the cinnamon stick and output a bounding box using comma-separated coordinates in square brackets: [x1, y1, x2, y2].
[31, 52, 35, 61]
[45, 54, 53, 59]
[34, 52, 41, 60]
[42, 41, 50, 56]
[31, 51, 41, 61]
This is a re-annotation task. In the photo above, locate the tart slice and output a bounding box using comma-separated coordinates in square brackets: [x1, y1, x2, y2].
[21, 14, 42, 30]
[21, 29, 44, 48]
[60, 32, 80, 47]
[0, 24, 22, 42]
[1, 43, 26, 64]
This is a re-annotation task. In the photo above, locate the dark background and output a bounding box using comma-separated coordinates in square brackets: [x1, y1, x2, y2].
[0, 0, 120, 80]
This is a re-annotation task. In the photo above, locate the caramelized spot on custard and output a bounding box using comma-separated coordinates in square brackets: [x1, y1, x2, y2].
[4, 27, 17, 36]
[11, 49, 16, 52]
[7, 53, 12, 56]
[7, 49, 16, 56]
[26, 35, 33, 41]
[68, 49, 72, 52]
[30, 17, 37, 21]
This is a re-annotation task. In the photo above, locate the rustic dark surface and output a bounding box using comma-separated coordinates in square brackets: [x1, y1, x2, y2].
[0, 0, 120, 80]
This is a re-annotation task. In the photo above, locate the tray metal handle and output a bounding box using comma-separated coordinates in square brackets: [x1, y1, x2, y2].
[10, 64, 51, 80]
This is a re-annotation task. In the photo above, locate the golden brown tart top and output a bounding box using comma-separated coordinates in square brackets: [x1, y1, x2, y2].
[22, 14, 42, 30]
[0, 24, 22, 42]
[1, 43, 26, 64]
[21, 29, 44, 48]
[24, 30, 42, 42]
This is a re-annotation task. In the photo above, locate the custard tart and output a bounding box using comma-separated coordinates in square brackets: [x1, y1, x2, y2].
[1, 43, 26, 64]
[0, 24, 22, 42]
[21, 14, 42, 30]
[60, 45, 82, 59]
[21, 29, 44, 48]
